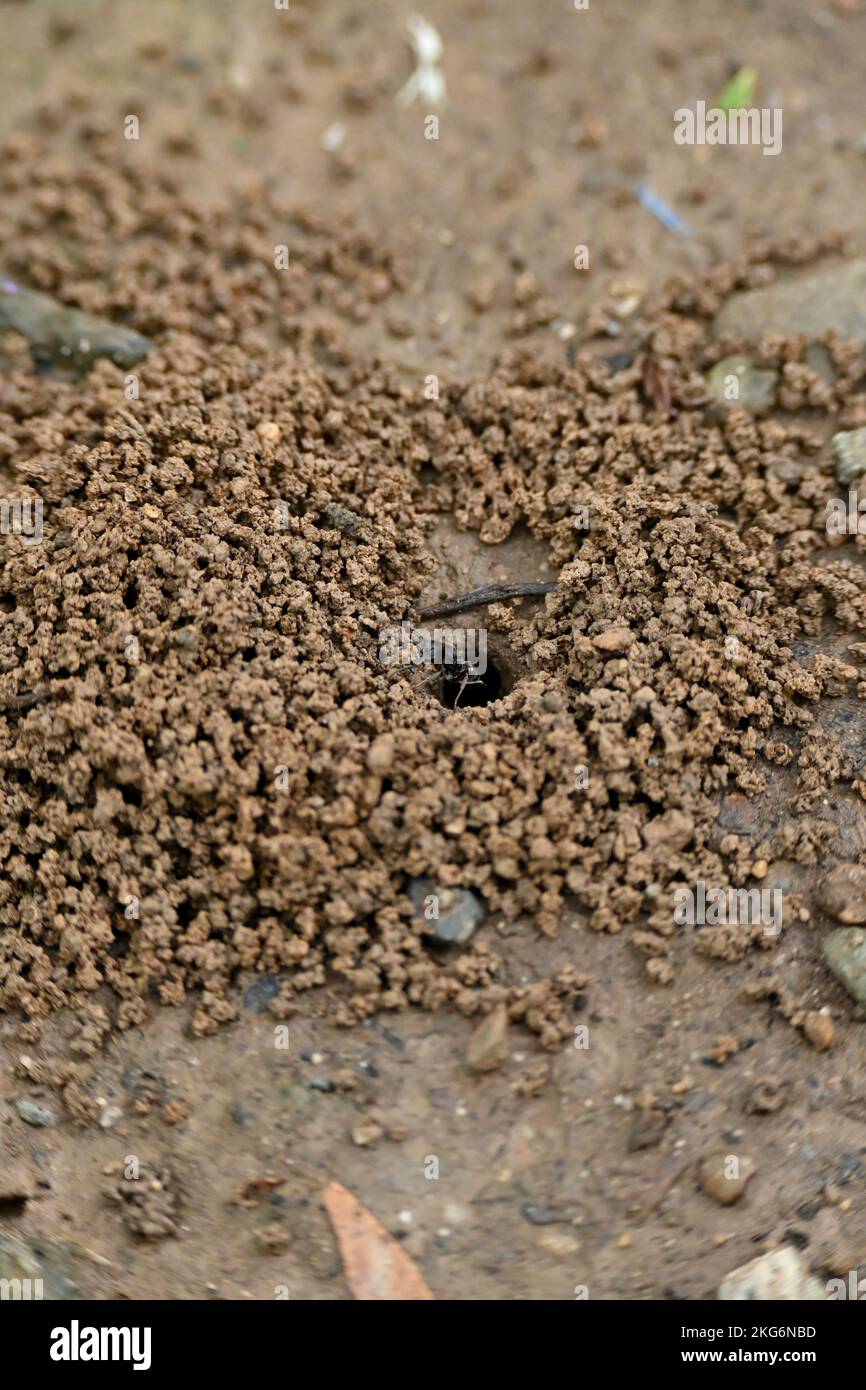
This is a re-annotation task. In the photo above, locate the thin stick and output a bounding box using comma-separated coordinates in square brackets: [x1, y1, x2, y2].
[416, 581, 557, 620]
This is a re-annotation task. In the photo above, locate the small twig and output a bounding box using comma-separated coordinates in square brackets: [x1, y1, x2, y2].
[417, 581, 556, 620]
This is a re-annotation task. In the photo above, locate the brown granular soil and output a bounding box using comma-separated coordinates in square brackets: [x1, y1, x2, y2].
[1, 135, 865, 1043]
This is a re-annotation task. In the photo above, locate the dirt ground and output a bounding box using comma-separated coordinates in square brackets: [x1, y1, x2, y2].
[2, 0, 866, 1302]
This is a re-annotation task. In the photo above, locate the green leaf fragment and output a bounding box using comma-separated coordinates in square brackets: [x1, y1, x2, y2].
[717, 67, 757, 112]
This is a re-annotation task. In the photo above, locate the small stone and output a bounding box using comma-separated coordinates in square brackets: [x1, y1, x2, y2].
[366, 733, 395, 774]
[803, 1011, 835, 1051]
[522, 1201, 559, 1226]
[706, 356, 778, 415]
[819, 864, 866, 923]
[822, 928, 866, 1003]
[351, 1116, 384, 1148]
[714, 261, 866, 347]
[832, 428, 866, 485]
[98, 1105, 123, 1130]
[466, 1005, 509, 1074]
[242, 973, 282, 1012]
[537, 1230, 580, 1259]
[14, 1100, 54, 1127]
[408, 877, 484, 945]
[255, 421, 282, 446]
[699, 1151, 756, 1205]
[592, 627, 633, 653]
[717, 1246, 826, 1301]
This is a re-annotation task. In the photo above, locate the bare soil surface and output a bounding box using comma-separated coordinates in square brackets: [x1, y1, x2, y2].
[2, 0, 866, 1301]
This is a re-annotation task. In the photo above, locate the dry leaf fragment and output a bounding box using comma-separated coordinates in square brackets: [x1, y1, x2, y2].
[322, 1181, 434, 1300]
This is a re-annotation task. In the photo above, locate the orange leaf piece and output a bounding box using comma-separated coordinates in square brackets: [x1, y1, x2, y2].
[322, 1181, 434, 1300]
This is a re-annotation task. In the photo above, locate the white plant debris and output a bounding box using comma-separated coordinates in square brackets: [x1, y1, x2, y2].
[396, 15, 446, 109]
[321, 121, 347, 152]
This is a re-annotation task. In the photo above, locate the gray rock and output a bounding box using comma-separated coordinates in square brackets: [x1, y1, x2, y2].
[706, 355, 778, 415]
[408, 877, 484, 945]
[14, 1100, 54, 1127]
[0, 275, 153, 376]
[822, 928, 866, 1003]
[242, 973, 282, 1012]
[0, 1235, 88, 1299]
[715, 261, 866, 346]
[718, 1247, 826, 1301]
[832, 428, 866, 486]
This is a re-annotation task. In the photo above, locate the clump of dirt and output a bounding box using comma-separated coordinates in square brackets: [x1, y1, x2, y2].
[1, 133, 865, 1044]
[105, 1158, 183, 1241]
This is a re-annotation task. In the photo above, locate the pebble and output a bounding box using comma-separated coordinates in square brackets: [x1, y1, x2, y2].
[706, 355, 778, 415]
[803, 1011, 835, 1051]
[366, 733, 395, 774]
[822, 928, 866, 1003]
[717, 1246, 826, 1301]
[350, 1116, 384, 1148]
[522, 1201, 559, 1226]
[242, 973, 282, 1012]
[255, 421, 282, 446]
[698, 1151, 756, 1205]
[98, 1105, 123, 1130]
[714, 260, 866, 346]
[832, 428, 866, 485]
[408, 877, 484, 945]
[818, 863, 866, 923]
[14, 1100, 54, 1127]
[466, 1005, 509, 1073]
